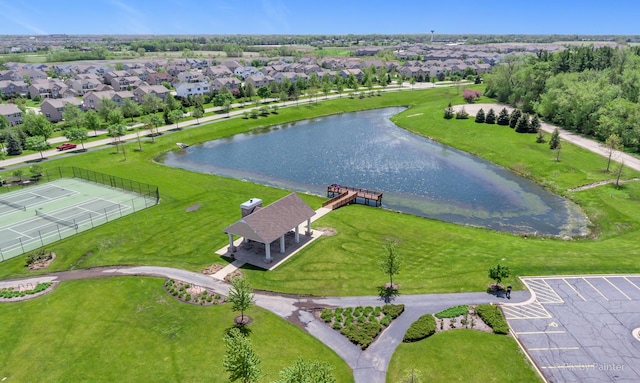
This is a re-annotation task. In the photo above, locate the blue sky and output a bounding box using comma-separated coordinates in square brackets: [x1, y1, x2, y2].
[0, 0, 638, 35]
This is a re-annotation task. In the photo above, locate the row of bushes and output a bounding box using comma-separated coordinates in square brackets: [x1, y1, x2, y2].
[0, 282, 52, 299]
[403, 314, 436, 342]
[164, 279, 224, 305]
[434, 305, 469, 319]
[341, 322, 383, 350]
[476, 304, 510, 334]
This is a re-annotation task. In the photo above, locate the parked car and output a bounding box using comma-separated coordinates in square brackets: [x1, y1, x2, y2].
[56, 143, 77, 151]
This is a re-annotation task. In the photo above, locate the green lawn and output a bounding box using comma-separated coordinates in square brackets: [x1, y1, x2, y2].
[1, 88, 640, 296]
[0, 277, 353, 382]
[387, 330, 542, 383]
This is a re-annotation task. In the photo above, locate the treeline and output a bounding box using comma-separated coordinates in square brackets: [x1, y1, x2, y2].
[484, 45, 640, 151]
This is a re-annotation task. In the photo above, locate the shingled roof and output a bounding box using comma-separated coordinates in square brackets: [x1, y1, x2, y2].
[223, 193, 315, 244]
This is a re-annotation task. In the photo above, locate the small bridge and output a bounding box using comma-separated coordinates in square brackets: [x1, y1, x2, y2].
[322, 184, 383, 210]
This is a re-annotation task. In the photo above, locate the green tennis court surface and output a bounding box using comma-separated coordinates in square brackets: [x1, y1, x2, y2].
[0, 178, 157, 261]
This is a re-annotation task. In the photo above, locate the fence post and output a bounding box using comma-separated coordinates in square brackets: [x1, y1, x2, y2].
[0, 248, 4, 261]
[19, 238, 25, 254]
[104, 208, 109, 222]
[56, 224, 62, 239]
[118, 204, 123, 218]
[89, 212, 94, 228]
[39, 230, 44, 247]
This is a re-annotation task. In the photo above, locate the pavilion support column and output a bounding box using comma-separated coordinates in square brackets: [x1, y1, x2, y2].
[265, 243, 271, 263]
[227, 233, 236, 253]
[306, 218, 312, 235]
[280, 235, 285, 253]
[294, 225, 300, 243]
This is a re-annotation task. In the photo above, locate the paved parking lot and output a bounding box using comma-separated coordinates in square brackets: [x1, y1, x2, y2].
[504, 275, 640, 382]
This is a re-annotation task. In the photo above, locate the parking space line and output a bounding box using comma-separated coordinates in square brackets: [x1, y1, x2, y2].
[540, 364, 595, 370]
[563, 279, 587, 301]
[624, 276, 640, 290]
[525, 278, 564, 304]
[503, 301, 551, 319]
[529, 347, 580, 351]
[583, 278, 609, 301]
[604, 277, 631, 300]
[515, 331, 565, 335]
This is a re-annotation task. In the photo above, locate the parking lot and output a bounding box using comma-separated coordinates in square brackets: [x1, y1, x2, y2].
[504, 275, 640, 382]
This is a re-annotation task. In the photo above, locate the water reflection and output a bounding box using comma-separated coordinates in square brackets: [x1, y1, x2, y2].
[162, 107, 589, 236]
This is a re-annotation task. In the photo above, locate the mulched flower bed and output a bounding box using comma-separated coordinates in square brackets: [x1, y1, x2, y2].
[0, 282, 56, 302]
[163, 279, 225, 306]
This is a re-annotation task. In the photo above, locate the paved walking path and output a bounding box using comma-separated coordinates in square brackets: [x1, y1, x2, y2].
[0, 265, 529, 383]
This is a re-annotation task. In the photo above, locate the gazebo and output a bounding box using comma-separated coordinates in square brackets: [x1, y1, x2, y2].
[223, 193, 316, 263]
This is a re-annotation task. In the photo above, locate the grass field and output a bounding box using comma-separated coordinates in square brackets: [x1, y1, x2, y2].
[387, 330, 542, 382]
[0, 87, 639, 296]
[0, 277, 353, 382]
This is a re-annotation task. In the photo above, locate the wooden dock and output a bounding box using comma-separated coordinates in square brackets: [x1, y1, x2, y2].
[322, 184, 383, 210]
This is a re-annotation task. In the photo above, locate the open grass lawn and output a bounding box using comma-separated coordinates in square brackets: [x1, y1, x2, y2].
[1, 87, 640, 296]
[387, 330, 542, 382]
[0, 277, 353, 382]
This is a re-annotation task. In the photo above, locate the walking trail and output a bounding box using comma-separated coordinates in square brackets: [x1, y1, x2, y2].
[0, 266, 529, 383]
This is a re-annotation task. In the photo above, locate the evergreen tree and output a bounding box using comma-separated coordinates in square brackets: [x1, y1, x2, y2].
[223, 327, 262, 383]
[485, 108, 496, 124]
[496, 108, 510, 125]
[536, 130, 546, 143]
[529, 115, 541, 133]
[443, 102, 454, 119]
[5, 132, 22, 155]
[509, 109, 522, 129]
[515, 114, 530, 133]
[474, 108, 485, 123]
[549, 128, 561, 150]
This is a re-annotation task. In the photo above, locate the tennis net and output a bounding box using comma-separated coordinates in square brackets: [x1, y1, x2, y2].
[0, 198, 26, 211]
[35, 210, 78, 230]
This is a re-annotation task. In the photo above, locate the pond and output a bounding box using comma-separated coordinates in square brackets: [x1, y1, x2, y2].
[161, 107, 589, 236]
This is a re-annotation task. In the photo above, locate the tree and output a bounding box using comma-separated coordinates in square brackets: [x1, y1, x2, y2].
[488, 263, 510, 288]
[0, 115, 9, 131]
[167, 109, 184, 129]
[164, 94, 181, 112]
[496, 108, 510, 126]
[25, 135, 49, 160]
[514, 114, 530, 133]
[256, 85, 271, 102]
[213, 92, 234, 107]
[223, 100, 232, 117]
[462, 89, 482, 103]
[549, 128, 561, 150]
[223, 327, 262, 383]
[143, 114, 163, 143]
[401, 368, 424, 383]
[65, 127, 89, 150]
[529, 115, 541, 133]
[191, 106, 204, 123]
[274, 358, 335, 383]
[83, 110, 101, 136]
[443, 102, 454, 119]
[475, 108, 485, 123]
[108, 123, 126, 154]
[97, 98, 118, 121]
[508, 109, 522, 129]
[121, 99, 141, 122]
[62, 103, 83, 128]
[228, 276, 254, 324]
[23, 111, 53, 140]
[485, 108, 496, 124]
[106, 108, 124, 126]
[536, 130, 546, 143]
[244, 82, 256, 103]
[322, 82, 332, 99]
[615, 160, 625, 188]
[605, 133, 623, 172]
[141, 94, 164, 115]
[380, 239, 401, 289]
[5, 132, 22, 155]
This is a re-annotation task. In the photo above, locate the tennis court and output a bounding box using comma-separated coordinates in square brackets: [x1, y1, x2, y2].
[0, 175, 158, 261]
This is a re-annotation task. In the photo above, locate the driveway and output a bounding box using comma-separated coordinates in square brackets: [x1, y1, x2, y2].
[504, 275, 640, 382]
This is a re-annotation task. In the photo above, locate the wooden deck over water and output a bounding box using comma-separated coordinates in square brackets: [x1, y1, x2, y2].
[322, 184, 383, 210]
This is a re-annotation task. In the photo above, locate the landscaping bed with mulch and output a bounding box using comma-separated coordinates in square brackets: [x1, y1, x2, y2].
[0, 282, 57, 302]
[163, 279, 226, 306]
[316, 304, 405, 349]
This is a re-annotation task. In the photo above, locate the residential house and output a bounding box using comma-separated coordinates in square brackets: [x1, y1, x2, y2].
[66, 77, 103, 96]
[146, 72, 173, 86]
[339, 69, 363, 81]
[211, 77, 241, 91]
[102, 70, 130, 85]
[133, 85, 170, 103]
[176, 71, 204, 83]
[204, 66, 233, 79]
[110, 76, 147, 91]
[28, 79, 70, 99]
[128, 68, 156, 82]
[175, 81, 210, 98]
[0, 80, 29, 97]
[245, 75, 271, 89]
[83, 90, 135, 110]
[0, 104, 23, 126]
[40, 98, 83, 122]
[219, 60, 242, 72]
[233, 66, 262, 80]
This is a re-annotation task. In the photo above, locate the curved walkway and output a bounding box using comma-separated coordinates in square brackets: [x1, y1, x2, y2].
[0, 265, 529, 383]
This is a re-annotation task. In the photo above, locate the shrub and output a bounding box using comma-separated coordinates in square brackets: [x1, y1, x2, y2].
[364, 306, 373, 316]
[476, 304, 510, 334]
[334, 313, 343, 323]
[335, 307, 343, 316]
[344, 317, 353, 326]
[462, 89, 482, 103]
[25, 249, 51, 267]
[0, 282, 52, 299]
[344, 307, 353, 316]
[403, 314, 436, 342]
[340, 321, 383, 349]
[485, 108, 496, 124]
[320, 309, 333, 323]
[380, 315, 391, 326]
[474, 108, 485, 123]
[354, 306, 363, 317]
[435, 305, 469, 319]
[373, 306, 382, 316]
[444, 103, 454, 119]
[332, 322, 342, 330]
[455, 107, 469, 119]
[382, 304, 405, 319]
